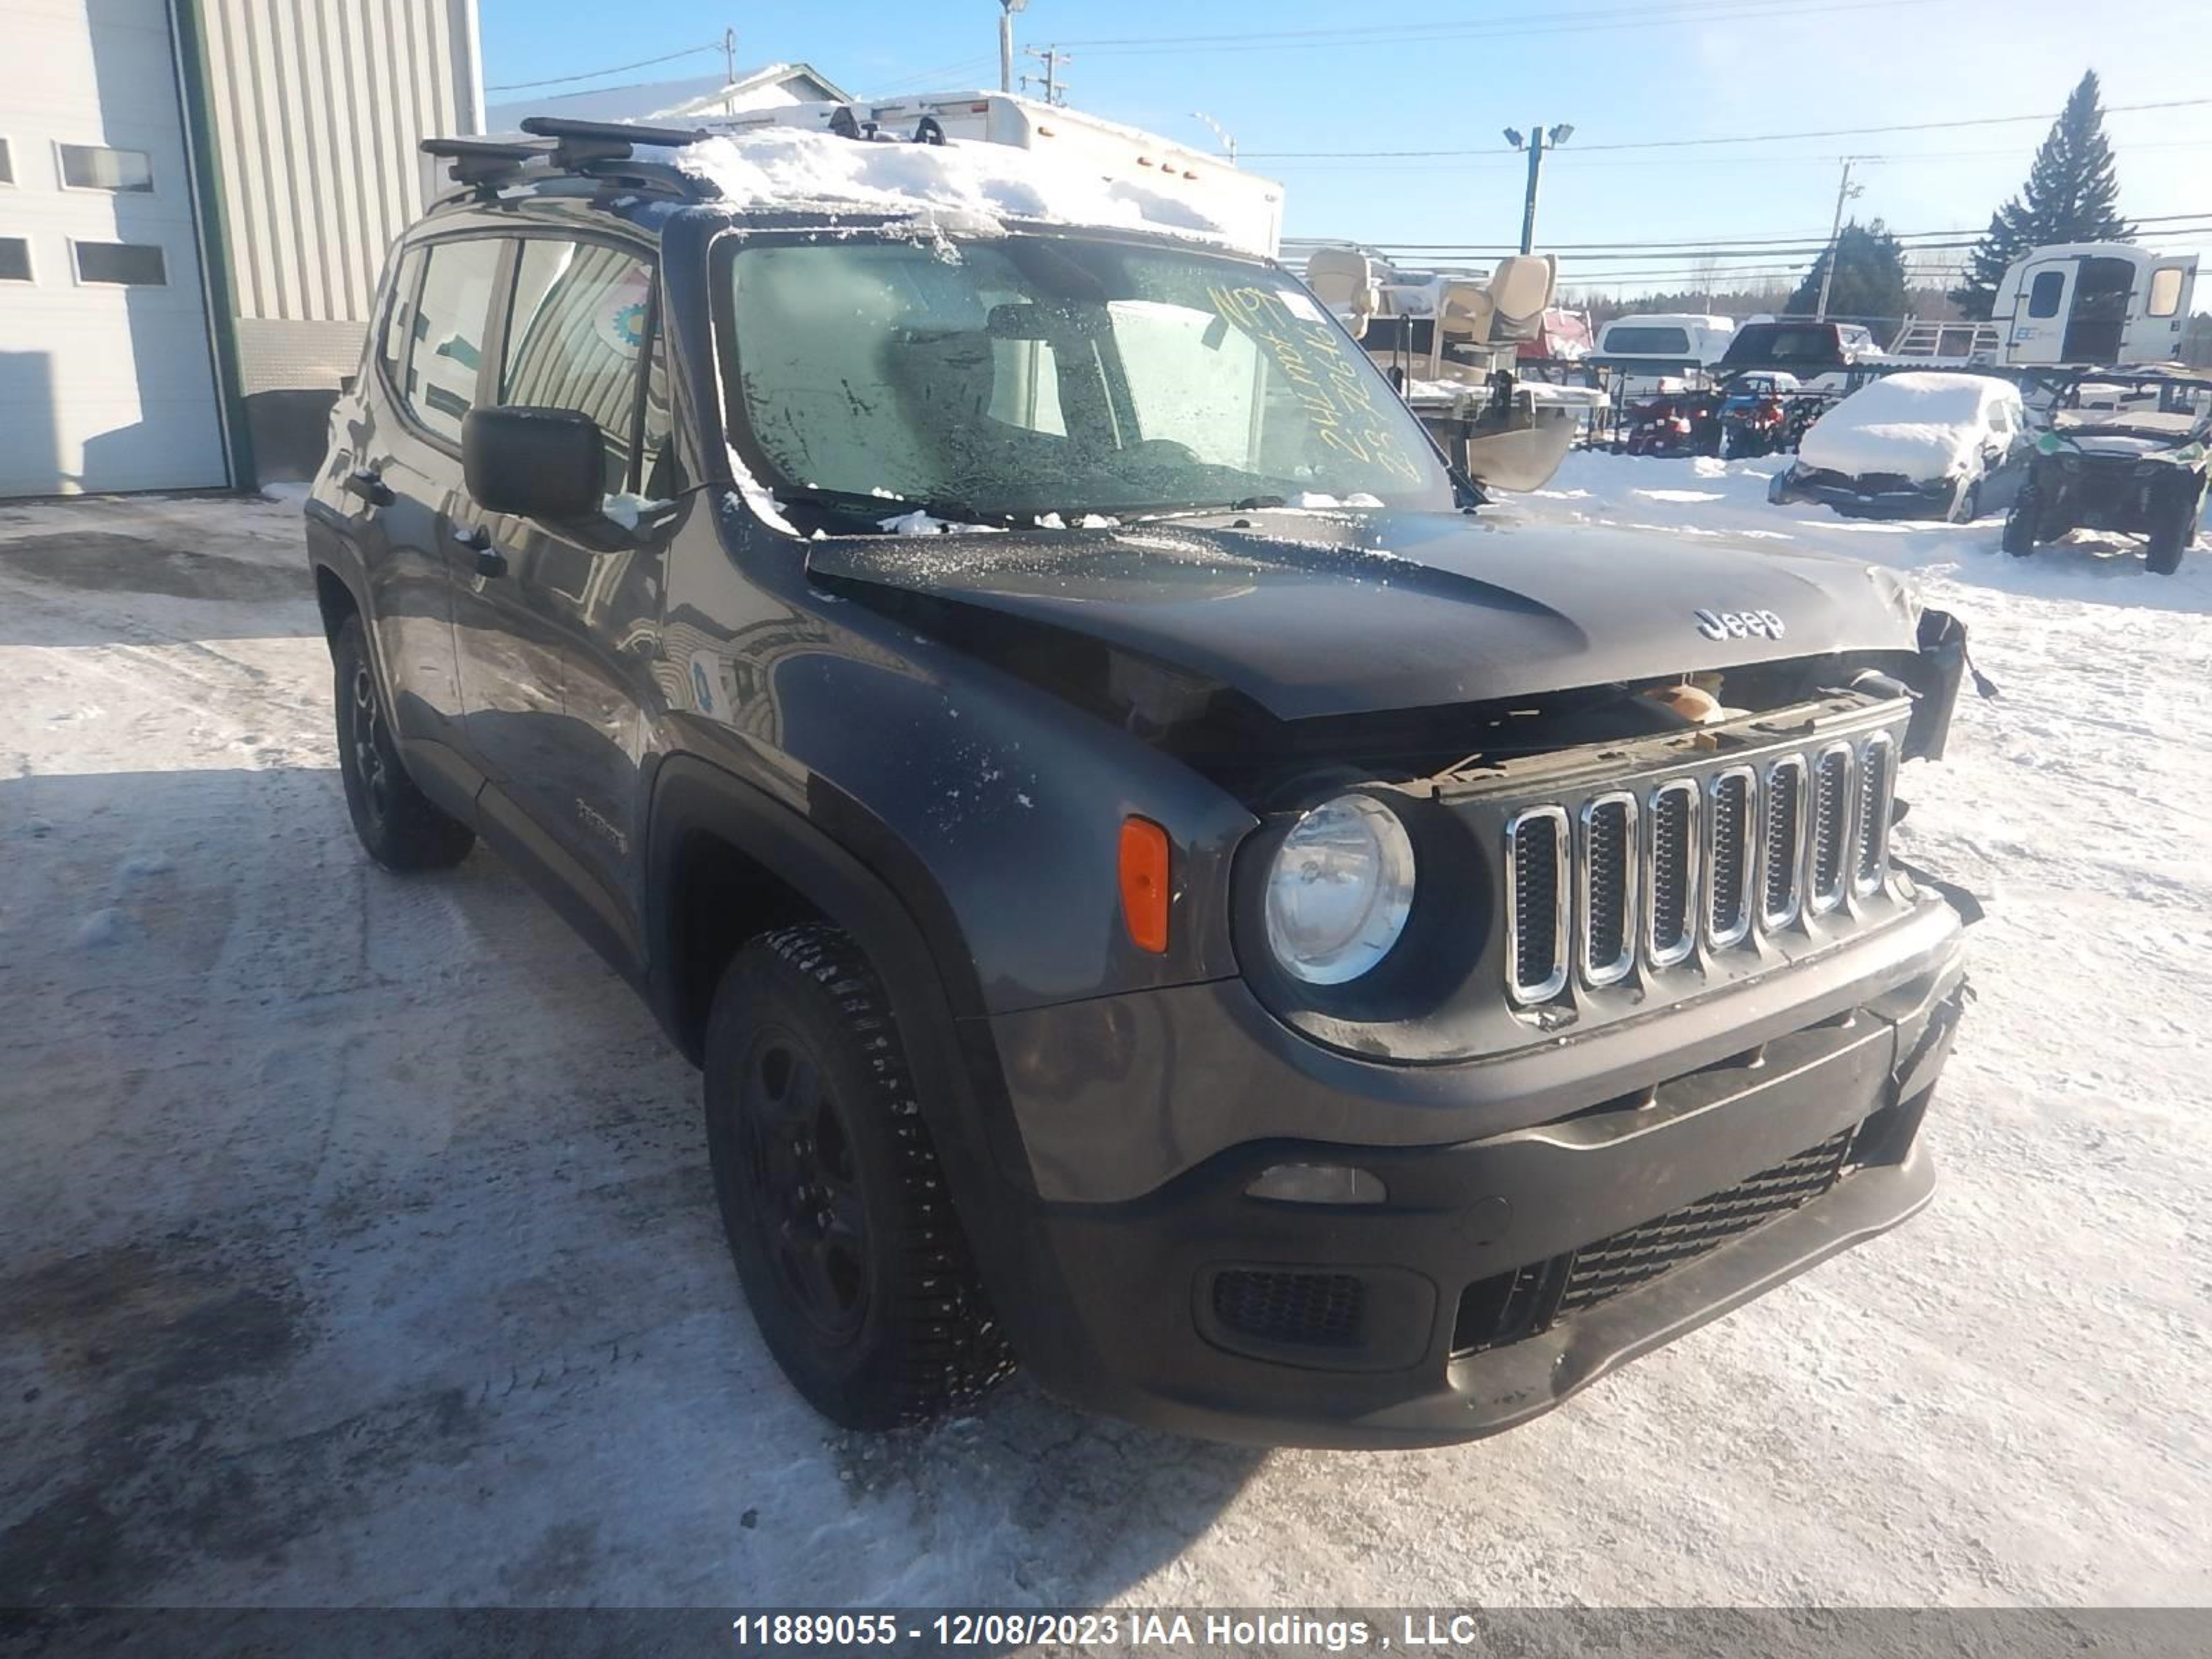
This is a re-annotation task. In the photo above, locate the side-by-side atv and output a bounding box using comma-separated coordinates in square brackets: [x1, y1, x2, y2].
[2003, 370, 2212, 574]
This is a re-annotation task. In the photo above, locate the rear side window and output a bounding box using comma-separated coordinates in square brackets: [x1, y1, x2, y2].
[404, 238, 505, 443]
[2027, 270, 2065, 319]
[2147, 267, 2184, 319]
[1604, 326, 1691, 355]
[501, 239, 655, 495]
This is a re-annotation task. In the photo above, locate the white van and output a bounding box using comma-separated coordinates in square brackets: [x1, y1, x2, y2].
[695, 91, 1286, 259]
[1994, 243, 2197, 366]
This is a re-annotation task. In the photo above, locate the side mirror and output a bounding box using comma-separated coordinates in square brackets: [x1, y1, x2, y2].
[462, 406, 603, 521]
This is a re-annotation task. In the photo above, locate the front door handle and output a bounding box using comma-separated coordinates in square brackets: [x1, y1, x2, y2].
[343, 467, 393, 507]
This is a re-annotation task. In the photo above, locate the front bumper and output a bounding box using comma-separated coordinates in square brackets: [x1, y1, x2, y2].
[970, 919, 1967, 1447]
[1775, 468, 1955, 518]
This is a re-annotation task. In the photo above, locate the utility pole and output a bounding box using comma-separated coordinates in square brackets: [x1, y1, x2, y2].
[1504, 122, 1573, 255]
[997, 1, 1029, 94]
[1815, 157, 1864, 320]
[721, 27, 738, 115]
[1021, 44, 1071, 106]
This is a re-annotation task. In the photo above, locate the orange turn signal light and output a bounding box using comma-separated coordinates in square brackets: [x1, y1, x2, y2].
[1118, 817, 1171, 954]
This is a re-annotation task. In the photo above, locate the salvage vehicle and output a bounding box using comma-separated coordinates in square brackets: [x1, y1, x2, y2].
[1716, 319, 1882, 391]
[1770, 372, 2030, 523]
[306, 115, 1978, 1448]
[1717, 373, 1807, 459]
[1617, 388, 1721, 457]
[2002, 369, 2211, 574]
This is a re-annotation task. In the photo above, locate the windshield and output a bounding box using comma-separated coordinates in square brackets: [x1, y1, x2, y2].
[718, 234, 1453, 523]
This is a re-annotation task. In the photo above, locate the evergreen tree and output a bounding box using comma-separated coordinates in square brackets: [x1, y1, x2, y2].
[1952, 71, 2133, 319]
[1787, 220, 1909, 326]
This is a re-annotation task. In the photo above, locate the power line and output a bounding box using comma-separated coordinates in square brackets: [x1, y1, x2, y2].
[1062, 0, 1924, 55]
[485, 41, 725, 93]
[1241, 97, 2212, 160]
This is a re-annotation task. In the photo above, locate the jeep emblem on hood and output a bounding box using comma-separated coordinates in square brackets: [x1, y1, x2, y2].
[1694, 607, 1785, 641]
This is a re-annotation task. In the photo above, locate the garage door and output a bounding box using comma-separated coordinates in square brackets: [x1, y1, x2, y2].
[1, 0, 229, 496]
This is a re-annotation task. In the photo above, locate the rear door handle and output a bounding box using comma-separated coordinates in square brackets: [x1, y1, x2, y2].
[451, 525, 507, 579]
[343, 467, 393, 507]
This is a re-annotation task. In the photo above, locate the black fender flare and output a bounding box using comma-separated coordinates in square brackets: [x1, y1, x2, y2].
[643, 753, 1040, 1210]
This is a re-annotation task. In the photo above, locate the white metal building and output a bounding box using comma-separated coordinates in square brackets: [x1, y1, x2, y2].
[2, 0, 482, 497]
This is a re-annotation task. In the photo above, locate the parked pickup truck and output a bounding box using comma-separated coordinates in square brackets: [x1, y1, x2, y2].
[302, 114, 1979, 1447]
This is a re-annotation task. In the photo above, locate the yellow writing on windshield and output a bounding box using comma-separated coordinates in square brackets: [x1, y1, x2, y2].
[1206, 285, 1425, 485]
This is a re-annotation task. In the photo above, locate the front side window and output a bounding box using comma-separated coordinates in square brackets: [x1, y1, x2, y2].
[501, 239, 655, 496]
[403, 238, 504, 443]
[59, 143, 152, 192]
[0, 237, 29, 283]
[721, 235, 1451, 523]
[2147, 266, 2184, 319]
[377, 247, 425, 390]
[2027, 270, 2065, 319]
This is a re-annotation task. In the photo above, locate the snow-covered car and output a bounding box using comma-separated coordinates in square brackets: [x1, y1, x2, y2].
[1768, 372, 2030, 521]
[2003, 370, 2212, 574]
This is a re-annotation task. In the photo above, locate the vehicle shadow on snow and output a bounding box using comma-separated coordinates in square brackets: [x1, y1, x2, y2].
[0, 764, 1264, 1612]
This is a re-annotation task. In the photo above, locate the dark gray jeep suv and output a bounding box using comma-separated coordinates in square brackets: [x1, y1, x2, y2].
[304, 117, 1976, 1447]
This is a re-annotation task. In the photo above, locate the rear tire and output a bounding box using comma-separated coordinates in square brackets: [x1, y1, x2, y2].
[2001, 489, 2041, 557]
[332, 614, 475, 872]
[703, 924, 1014, 1431]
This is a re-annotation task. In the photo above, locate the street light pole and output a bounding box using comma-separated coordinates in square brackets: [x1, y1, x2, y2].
[998, 1, 1029, 94]
[1505, 121, 1573, 255]
[1815, 157, 1864, 321]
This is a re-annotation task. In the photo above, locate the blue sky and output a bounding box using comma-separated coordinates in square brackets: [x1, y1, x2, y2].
[478, 0, 2212, 296]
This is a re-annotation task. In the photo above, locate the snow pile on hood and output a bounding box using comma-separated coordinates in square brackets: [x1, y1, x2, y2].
[678, 128, 1230, 243]
[1798, 372, 2006, 481]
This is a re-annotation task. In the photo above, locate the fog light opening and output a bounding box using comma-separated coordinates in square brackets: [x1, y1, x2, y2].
[1245, 1163, 1387, 1205]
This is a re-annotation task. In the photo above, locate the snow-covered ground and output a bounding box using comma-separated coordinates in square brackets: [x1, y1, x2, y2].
[1, 462, 2208, 1610]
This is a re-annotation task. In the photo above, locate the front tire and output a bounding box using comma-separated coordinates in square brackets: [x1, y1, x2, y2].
[332, 614, 475, 871]
[1947, 478, 1983, 524]
[2144, 485, 2200, 576]
[704, 924, 1013, 1431]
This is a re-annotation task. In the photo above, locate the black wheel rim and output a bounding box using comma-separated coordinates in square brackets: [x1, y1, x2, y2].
[350, 662, 391, 826]
[738, 1033, 870, 1343]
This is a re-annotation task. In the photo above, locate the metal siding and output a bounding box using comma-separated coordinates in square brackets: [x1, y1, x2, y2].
[198, 0, 474, 327]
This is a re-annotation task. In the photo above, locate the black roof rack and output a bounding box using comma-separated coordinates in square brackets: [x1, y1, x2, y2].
[421, 135, 550, 186]
[518, 115, 712, 162]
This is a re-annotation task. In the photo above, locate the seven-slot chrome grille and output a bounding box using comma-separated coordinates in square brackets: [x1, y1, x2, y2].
[1504, 728, 1900, 1006]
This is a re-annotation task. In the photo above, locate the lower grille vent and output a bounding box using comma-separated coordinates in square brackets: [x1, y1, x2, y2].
[1451, 1125, 1858, 1356]
[1211, 1269, 1367, 1349]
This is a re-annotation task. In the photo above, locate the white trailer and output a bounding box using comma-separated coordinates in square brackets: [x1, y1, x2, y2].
[1993, 242, 2197, 366]
[694, 92, 1286, 259]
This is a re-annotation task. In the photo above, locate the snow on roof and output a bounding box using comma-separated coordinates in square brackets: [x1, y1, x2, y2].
[676, 126, 1233, 243]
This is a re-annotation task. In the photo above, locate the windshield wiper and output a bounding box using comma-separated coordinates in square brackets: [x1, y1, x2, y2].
[773, 486, 1015, 531]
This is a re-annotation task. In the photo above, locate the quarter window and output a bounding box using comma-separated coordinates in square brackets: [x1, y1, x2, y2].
[0, 237, 29, 283]
[501, 239, 656, 495]
[2147, 267, 2184, 319]
[59, 142, 153, 192]
[2027, 270, 2065, 319]
[402, 238, 504, 443]
[73, 241, 165, 285]
[0, 138, 14, 185]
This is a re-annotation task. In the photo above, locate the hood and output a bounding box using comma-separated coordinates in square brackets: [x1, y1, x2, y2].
[806, 509, 1922, 723]
[1799, 417, 1979, 482]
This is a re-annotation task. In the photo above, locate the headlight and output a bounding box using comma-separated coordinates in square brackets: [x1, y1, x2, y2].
[1264, 793, 1416, 984]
